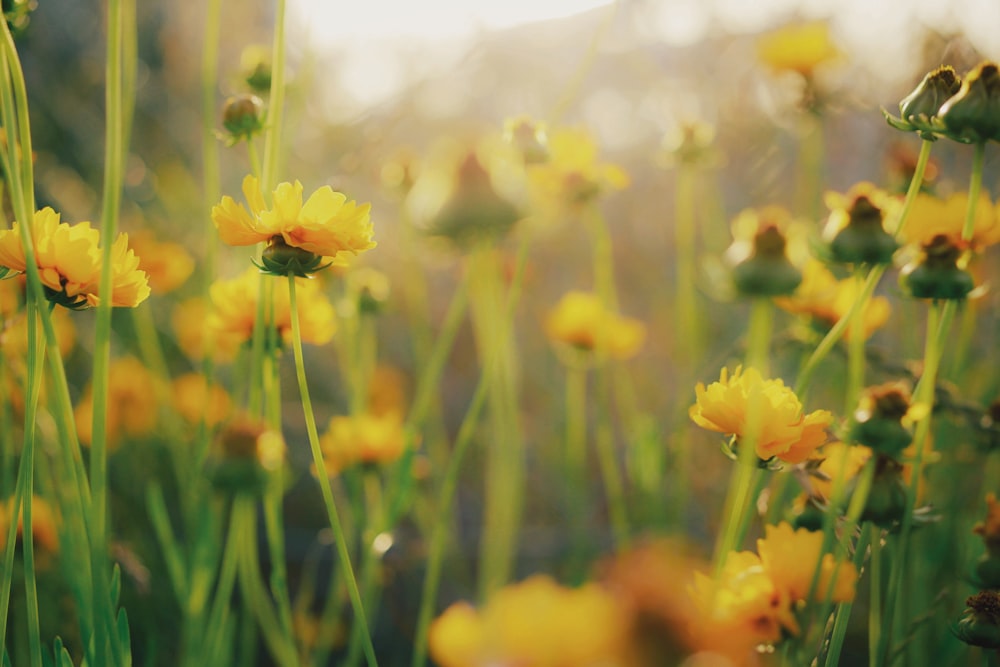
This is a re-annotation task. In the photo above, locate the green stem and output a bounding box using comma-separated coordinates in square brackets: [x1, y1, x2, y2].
[823, 527, 871, 667]
[674, 162, 702, 365]
[846, 268, 867, 413]
[261, 0, 287, 191]
[288, 273, 378, 667]
[203, 500, 243, 665]
[869, 523, 882, 667]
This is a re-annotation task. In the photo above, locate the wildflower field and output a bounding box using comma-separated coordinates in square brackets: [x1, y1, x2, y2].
[5, 1, 1000, 665]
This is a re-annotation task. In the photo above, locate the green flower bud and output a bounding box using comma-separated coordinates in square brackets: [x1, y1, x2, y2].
[427, 152, 521, 249]
[955, 591, 1000, 649]
[221, 94, 265, 144]
[860, 456, 908, 528]
[902, 235, 975, 300]
[829, 195, 898, 265]
[240, 45, 272, 94]
[503, 116, 550, 165]
[850, 382, 913, 458]
[3, 0, 34, 36]
[208, 418, 285, 496]
[884, 66, 959, 140]
[731, 225, 802, 297]
[256, 236, 330, 277]
[940, 62, 1000, 144]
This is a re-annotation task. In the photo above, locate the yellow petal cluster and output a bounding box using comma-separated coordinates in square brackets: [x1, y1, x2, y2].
[429, 575, 628, 667]
[74, 356, 160, 448]
[545, 291, 646, 360]
[129, 230, 195, 294]
[171, 373, 232, 428]
[207, 268, 336, 348]
[0, 208, 150, 308]
[529, 128, 629, 217]
[689, 366, 832, 463]
[318, 412, 406, 476]
[756, 522, 858, 603]
[902, 192, 1000, 250]
[212, 175, 376, 262]
[776, 260, 891, 339]
[757, 21, 841, 77]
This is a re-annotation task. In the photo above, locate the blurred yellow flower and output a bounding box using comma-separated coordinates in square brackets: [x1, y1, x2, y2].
[0, 495, 60, 558]
[171, 373, 232, 428]
[757, 21, 840, 77]
[0, 207, 150, 309]
[529, 127, 629, 216]
[902, 192, 1000, 250]
[172, 297, 243, 363]
[74, 356, 160, 448]
[429, 575, 628, 667]
[367, 364, 409, 417]
[689, 366, 832, 463]
[545, 291, 646, 360]
[776, 260, 891, 339]
[208, 268, 336, 348]
[318, 412, 406, 476]
[212, 175, 375, 264]
[757, 522, 857, 603]
[806, 441, 872, 502]
[129, 230, 195, 294]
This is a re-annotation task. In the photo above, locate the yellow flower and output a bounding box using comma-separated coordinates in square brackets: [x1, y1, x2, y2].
[367, 365, 409, 417]
[74, 356, 160, 448]
[207, 268, 336, 348]
[529, 127, 629, 217]
[212, 175, 375, 270]
[0, 207, 150, 309]
[0, 495, 60, 558]
[756, 522, 858, 603]
[757, 21, 840, 77]
[689, 366, 832, 463]
[129, 230, 195, 294]
[776, 260, 891, 339]
[318, 412, 406, 476]
[429, 575, 628, 667]
[172, 297, 243, 363]
[171, 373, 232, 428]
[806, 441, 872, 502]
[545, 291, 646, 360]
[902, 192, 1000, 250]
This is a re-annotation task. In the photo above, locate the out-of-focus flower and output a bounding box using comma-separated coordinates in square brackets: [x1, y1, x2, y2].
[221, 95, 265, 144]
[823, 183, 900, 265]
[429, 575, 628, 667]
[344, 266, 391, 315]
[528, 127, 629, 217]
[776, 260, 891, 339]
[850, 381, 921, 458]
[956, 590, 1000, 649]
[756, 522, 857, 603]
[660, 120, 719, 167]
[212, 175, 375, 275]
[690, 366, 832, 464]
[901, 234, 975, 301]
[0, 208, 150, 309]
[240, 44, 272, 93]
[756, 21, 840, 78]
[208, 268, 336, 348]
[0, 495, 59, 559]
[973, 494, 1000, 587]
[380, 148, 420, 198]
[503, 115, 550, 165]
[902, 192, 1000, 251]
[805, 441, 872, 503]
[885, 66, 961, 139]
[367, 365, 409, 418]
[939, 62, 1000, 144]
[545, 291, 646, 361]
[209, 416, 285, 495]
[74, 356, 160, 448]
[172, 297, 244, 363]
[318, 412, 407, 476]
[171, 373, 232, 428]
[726, 207, 804, 297]
[129, 230, 195, 294]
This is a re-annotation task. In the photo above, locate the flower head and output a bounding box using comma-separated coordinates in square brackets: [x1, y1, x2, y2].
[74, 356, 160, 448]
[885, 66, 961, 139]
[318, 412, 407, 476]
[171, 373, 232, 429]
[212, 175, 375, 275]
[757, 21, 840, 77]
[940, 62, 1000, 144]
[776, 260, 891, 339]
[902, 191, 1000, 251]
[128, 230, 195, 294]
[209, 416, 285, 495]
[690, 366, 832, 463]
[823, 183, 900, 265]
[545, 291, 646, 360]
[528, 127, 629, 218]
[756, 522, 857, 603]
[0, 207, 150, 309]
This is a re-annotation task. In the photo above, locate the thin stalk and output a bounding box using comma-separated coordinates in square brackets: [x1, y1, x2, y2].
[288, 273, 378, 667]
[203, 501, 243, 666]
[674, 161, 702, 365]
[261, 0, 287, 190]
[869, 524, 882, 667]
[845, 268, 867, 412]
[823, 526, 871, 667]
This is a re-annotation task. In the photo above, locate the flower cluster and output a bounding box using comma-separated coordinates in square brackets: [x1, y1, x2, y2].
[545, 291, 646, 360]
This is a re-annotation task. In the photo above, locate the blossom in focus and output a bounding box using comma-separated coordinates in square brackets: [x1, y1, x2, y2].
[545, 291, 646, 360]
[776, 260, 891, 339]
[689, 366, 832, 463]
[0, 207, 150, 309]
[318, 412, 407, 476]
[74, 356, 160, 448]
[212, 175, 375, 273]
[902, 192, 1000, 250]
[207, 268, 336, 348]
[757, 21, 840, 77]
[429, 575, 628, 667]
[129, 230, 195, 294]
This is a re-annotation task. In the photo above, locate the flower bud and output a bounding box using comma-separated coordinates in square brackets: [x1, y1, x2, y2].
[884, 66, 959, 139]
[222, 94, 265, 143]
[208, 417, 285, 496]
[3, 0, 34, 35]
[503, 116, 549, 165]
[731, 225, 802, 297]
[829, 195, 898, 265]
[427, 152, 521, 249]
[240, 45, 272, 94]
[940, 62, 1000, 144]
[902, 235, 974, 300]
[257, 236, 329, 277]
[850, 382, 913, 458]
[955, 591, 1000, 649]
[859, 456, 908, 528]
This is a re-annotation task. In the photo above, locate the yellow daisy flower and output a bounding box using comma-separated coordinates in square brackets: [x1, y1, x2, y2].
[212, 175, 375, 274]
[171, 373, 232, 428]
[545, 291, 646, 360]
[756, 522, 857, 603]
[757, 21, 841, 77]
[0, 207, 150, 309]
[689, 366, 832, 463]
[528, 127, 629, 217]
[0, 495, 60, 558]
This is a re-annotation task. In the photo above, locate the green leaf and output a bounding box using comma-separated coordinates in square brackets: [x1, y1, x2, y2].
[110, 563, 122, 608]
